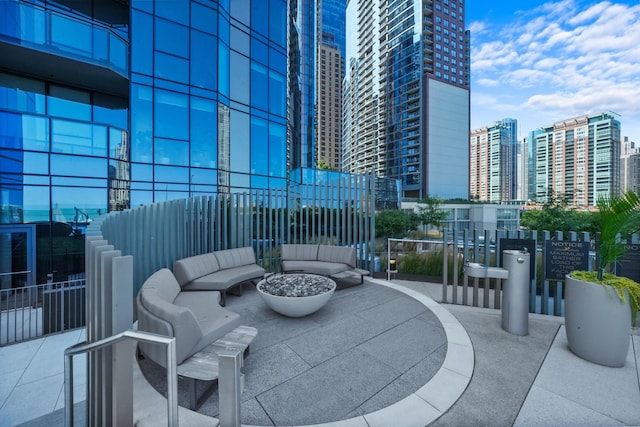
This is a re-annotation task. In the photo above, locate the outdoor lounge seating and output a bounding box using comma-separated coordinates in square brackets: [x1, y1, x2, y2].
[280, 243, 370, 284]
[136, 268, 257, 410]
[173, 247, 266, 306]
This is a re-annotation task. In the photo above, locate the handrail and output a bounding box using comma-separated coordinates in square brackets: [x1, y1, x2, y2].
[64, 329, 179, 427]
[0, 270, 30, 276]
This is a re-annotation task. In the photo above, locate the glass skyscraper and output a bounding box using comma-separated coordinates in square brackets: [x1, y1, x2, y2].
[0, 0, 288, 285]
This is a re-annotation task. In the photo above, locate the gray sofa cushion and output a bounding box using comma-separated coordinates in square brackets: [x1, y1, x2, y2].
[184, 264, 266, 292]
[142, 268, 182, 302]
[174, 291, 243, 356]
[214, 247, 258, 270]
[281, 244, 319, 261]
[139, 288, 203, 364]
[317, 245, 356, 268]
[281, 260, 348, 276]
[174, 253, 220, 286]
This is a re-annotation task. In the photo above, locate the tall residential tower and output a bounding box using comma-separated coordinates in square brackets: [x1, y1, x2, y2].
[343, 0, 470, 199]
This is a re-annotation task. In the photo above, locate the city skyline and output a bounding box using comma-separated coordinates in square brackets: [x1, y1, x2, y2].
[467, 0, 640, 140]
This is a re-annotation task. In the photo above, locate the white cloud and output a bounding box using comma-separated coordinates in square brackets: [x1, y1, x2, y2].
[470, 1, 640, 139]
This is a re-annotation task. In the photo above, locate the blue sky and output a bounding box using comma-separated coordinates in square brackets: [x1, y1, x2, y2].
[467, 0, 640, 141]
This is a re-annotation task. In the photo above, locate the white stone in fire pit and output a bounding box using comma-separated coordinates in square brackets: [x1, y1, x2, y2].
[256, 273, 336, 317]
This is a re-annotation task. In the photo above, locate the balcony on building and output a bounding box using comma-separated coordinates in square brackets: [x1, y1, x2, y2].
[0, 0, 129, 98]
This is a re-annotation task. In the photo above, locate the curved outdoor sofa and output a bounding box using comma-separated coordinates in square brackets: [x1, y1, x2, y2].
[136, 268, 257, 409]
[280, 243, 370, 284]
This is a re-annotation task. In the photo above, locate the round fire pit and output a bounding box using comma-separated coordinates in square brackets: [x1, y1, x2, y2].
[256, 273, 336, 317]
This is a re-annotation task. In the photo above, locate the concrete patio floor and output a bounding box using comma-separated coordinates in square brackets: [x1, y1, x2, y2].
[1, 278, 639, 426]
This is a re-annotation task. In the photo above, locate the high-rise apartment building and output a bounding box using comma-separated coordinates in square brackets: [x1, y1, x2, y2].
[343, 0, 470, 199]
[0, 0, 289, 285]
[620, 137, 640, 194]
[531, 113, 621, 207]
[316, 0, 346, 170]
[470, 119, 518, 202]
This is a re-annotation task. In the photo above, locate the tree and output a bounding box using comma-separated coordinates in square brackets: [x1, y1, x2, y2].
[375, 210, 420, 238]
[416, 196, 448, 230]
[520, 190, 597, 235]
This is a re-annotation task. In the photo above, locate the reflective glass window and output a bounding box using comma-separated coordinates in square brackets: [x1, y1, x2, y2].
[251, 1, 268, 36]
[269, 0, 286, 47]
[131, 11, 153, 75]
[191, 2, 217, 35]
[230, 51, 249, 105]
[51, 120, 107, 156]
[269, 122, 286, 177]
[23, 152, 48, 174]
[155, 18, 189, 58]
[130, 190, 153, 206]
[191, 30, 217, 90]
[154, 138, 188, 166]
[0, 113, 49, 151]
[93, 93, 127, 129]
[250, 117, 268, 175]
[0, 73, 45, 114]
[268, 70, 286, 118]
[52, 186, 107, 217]
[110, 128, 128, 161]
[269, 48, 286, 72]
[154, 51, 189, 84]
[190, 97, 217, 168]
[22, 186, 49, 223]
[230, 110, 250, 173]
[51, 154, 106, 178]
[219, 14, 230, 44]
[154, 89, 188, 140]
[251, 38, 268, 65]
[190, 168, 216, 186]
[51, 14, 91, 56]
[131, 163, 153, 181]
[250, 62, 268, 111]
[155, 0, 188, 25]
[0, 149, 22, 174]
[230, 0, 250, 25]
[48, 86, 90, 121]
[231, 27, 250, 56]
[154, 165, 188, 183]
[131, 85, 153, 163]
[218, 44, 230, 97]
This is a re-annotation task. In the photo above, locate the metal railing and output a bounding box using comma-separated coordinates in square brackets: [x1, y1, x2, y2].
[64, 329, 179, 427]
[1, 278, 86, 345]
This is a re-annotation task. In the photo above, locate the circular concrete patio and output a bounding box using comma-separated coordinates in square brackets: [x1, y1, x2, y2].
[139, 278, 474, 426]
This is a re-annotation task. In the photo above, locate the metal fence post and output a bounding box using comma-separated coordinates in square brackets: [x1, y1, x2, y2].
[218, 348, 243, 427]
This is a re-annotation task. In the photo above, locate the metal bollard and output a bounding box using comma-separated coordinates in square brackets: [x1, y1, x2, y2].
[501, 250, 530, 335]
[218, 348, 244, 427]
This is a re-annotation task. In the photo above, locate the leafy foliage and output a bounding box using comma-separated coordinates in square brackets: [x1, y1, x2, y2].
[595, 191, 640, 280]
[520, 191, 597, 235]
[375, 210, 420, 238]
[416, 196, 449, 230]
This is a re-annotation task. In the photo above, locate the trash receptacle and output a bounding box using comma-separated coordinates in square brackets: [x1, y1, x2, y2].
[501, 250, 530, 335]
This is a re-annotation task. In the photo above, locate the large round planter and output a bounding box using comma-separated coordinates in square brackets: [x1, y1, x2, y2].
[256, 275, 336, 317]
[564, 274, 631, 367]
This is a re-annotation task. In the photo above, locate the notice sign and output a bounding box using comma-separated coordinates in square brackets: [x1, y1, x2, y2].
[544, 240, 589, 281]
[616, 245, 640, 283]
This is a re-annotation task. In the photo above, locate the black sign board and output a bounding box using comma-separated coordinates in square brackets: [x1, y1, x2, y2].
[544, 240, 589, 281]
[499, 238, 536, 281]
[615, 245, 640, 283]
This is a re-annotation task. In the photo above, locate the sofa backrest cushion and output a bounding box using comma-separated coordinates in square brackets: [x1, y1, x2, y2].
[317, 245, 356, 268]
[281, 244, 319, 261]
[139, 288, 203, 364]
[174, 253, 220, 286]
[141, 268, 181, 302]
[214, 247, 257, 270]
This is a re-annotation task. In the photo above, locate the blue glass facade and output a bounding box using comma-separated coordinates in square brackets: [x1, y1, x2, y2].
[0, 0, 288, 284]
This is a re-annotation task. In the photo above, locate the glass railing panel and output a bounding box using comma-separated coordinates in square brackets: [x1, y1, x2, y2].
[0, 0, 128, 76]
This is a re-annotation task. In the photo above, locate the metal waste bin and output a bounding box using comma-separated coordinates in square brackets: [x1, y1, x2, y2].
[501, 250, 530, 335]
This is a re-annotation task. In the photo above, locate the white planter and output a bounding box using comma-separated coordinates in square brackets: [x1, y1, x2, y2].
[564, 274, 631, 367]
[256, 277, 336, 317]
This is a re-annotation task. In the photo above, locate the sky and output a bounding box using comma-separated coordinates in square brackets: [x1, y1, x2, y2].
[466, 0, 640, 141]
